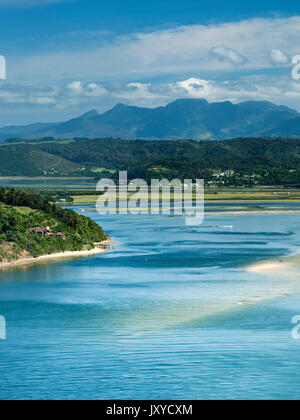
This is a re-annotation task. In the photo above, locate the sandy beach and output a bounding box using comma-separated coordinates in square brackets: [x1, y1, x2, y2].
[0, 247, 108, 270]
[245, 254, 300, 274]
[246, 260, 291, 273]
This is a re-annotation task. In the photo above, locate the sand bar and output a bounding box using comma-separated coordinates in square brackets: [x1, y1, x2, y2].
[245, 254, 300, 274]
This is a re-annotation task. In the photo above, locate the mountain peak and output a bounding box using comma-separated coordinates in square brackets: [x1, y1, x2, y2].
[79, 110, 99, 119]
[112, 103, 129, 110]
[167, 98, 208, 107]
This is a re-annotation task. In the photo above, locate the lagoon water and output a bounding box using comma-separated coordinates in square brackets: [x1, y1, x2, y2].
[1, 207, 300, 399]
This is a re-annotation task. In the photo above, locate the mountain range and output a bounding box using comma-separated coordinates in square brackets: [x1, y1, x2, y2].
[1, 99, 300, 141]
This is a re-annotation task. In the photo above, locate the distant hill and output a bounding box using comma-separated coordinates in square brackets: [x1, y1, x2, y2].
[2, 137, 300, 182]
[0, 99, 300, 140]
[0, 143, 82, 176]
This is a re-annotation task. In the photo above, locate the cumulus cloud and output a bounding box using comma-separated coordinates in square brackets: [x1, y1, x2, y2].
[269, 49, 289, 65]
[175, 78, 212, 97]
[3, 73, 300, 111]
[67, 81, 83, 94]
[211, 46, 247, 65]
[67, 81, 107, 98]
[86, 83, 108, 97]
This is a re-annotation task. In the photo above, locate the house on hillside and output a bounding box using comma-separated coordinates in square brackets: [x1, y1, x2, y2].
[28, 227, 66, 239]
[28, 226, 53, 237]
[55, 232, 66, 239]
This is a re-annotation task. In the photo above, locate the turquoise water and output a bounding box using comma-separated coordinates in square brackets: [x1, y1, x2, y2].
[1, 209, 300, 399]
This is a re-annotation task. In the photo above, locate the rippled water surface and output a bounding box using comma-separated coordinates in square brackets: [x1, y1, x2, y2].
[1, 208, 300, 400]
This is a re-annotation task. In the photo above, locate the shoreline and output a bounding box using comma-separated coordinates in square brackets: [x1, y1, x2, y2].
[0, 247, 108, 270]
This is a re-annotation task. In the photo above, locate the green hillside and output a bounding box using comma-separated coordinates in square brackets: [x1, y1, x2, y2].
[0, 144, 81, 176]
[0, 188, 106, 263]
[1, 137, 300, 185]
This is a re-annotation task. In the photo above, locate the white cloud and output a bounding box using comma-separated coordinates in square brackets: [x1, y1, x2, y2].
[67, 81, 83, 94]
[86, 83, 107, 97]
[211, 46, 247, 65]
[269, 49, 289, 65]
[175, 78, 212, 97]
[8, 74, 300, 109]
[66, 81, 107, 100]
[9, 16, 300, 84]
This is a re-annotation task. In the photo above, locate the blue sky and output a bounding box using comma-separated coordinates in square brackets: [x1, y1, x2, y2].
[0, 0, 299, 58]
[0, 0, 300, 125]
